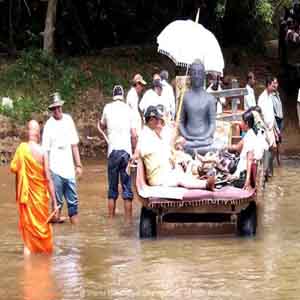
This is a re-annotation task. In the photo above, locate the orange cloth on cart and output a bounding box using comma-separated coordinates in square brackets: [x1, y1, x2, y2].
[10, 143, 53, 254]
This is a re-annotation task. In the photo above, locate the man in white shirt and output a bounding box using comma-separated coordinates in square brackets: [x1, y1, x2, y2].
[99, 85, 137, 219]
[244, 72, 256, 110]
[271, 77, 284, 166]
[139, 79, 165, 115]
[42, 92, 82, 224]
[258, 77, 276, 178]
[206, 77, 226, 115]
[138, 106, 214, 190]
[160, 70, 176, 119]
[126, 74, 147, 135]
[258, 77, 276, 148]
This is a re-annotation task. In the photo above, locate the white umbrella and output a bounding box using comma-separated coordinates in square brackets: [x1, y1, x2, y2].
[157, 19, 224, 74]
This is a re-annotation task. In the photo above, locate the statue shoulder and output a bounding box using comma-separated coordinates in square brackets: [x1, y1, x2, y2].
[183, 90, 193, 98]
[207, 92, 217, 104]
[199, 90, 217, 103]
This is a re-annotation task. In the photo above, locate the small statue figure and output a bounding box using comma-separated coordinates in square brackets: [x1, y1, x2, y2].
[179, 60, 217, 154]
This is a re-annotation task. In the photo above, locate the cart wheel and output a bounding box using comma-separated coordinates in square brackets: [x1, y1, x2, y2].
[139, 207, 157, 239]
[237, 201, 257, 236]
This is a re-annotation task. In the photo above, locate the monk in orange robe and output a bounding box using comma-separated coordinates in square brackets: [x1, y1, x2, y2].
[11, 120, 58, 255]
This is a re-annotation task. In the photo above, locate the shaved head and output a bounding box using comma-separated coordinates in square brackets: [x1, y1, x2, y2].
[28, 120, 40, 131]
[28, 120, 40, 142]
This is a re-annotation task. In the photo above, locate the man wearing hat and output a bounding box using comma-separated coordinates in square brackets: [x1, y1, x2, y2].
[138, 105, 214, 190]
[42, 92, 82, 224]
[98, 85, 137, 219]
[139, 79, 167, 116]
[126, 74, 147, 135]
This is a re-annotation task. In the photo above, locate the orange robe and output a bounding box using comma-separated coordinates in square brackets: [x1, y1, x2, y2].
[10, 142, 53, 254]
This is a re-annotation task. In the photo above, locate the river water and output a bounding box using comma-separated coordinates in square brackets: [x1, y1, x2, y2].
[1, 158, 300, 300]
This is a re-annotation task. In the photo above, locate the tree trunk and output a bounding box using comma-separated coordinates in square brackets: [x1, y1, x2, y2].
[8, 0, 16, 55]
[222, 0, 254, 46]
[43, 0, 58, 54]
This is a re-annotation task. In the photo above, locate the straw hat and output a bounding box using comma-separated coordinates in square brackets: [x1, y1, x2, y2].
[132, 74, 147, 85]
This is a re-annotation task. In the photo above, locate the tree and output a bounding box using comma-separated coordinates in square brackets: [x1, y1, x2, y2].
[43, 0, 58, 54]
[8, 0, 16, 55]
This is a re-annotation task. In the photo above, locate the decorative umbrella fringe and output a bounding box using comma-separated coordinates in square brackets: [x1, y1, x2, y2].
[158, 49, 223, 74]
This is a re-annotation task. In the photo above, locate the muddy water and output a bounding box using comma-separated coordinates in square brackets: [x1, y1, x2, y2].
[1, 159, 300, 300]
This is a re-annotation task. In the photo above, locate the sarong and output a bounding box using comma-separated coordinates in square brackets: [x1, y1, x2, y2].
[11, 143, 53, 254]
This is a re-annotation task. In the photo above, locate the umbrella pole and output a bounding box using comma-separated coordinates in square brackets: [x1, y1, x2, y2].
[175, 65, 189, 131]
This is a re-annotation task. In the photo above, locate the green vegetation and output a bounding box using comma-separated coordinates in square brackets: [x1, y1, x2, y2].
[0, 47, 163, 123]
[0, 49, 92, 122]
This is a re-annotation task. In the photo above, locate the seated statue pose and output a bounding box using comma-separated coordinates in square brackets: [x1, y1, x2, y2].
[179, 60, 217, 155]
[138, 105, 215, 190]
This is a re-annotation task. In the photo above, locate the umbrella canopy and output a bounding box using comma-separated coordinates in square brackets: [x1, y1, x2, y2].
[157, 20, 224, 74]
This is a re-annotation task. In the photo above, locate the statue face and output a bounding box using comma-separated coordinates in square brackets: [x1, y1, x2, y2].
[190, 62, 205, 89]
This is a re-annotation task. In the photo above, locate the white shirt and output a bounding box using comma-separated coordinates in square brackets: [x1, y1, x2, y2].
[234, 129, 258, 177]
[139, 89, 166, 114]
[138, 126, 173, 185]
[258, 90, 275, 130]
[101, 100, 134, 157]
[297, 89, 300, 103]
[126, 87, 142, 134]
[244, 84, 256, 110]
[207, 84, 226, 115]
[161, 80, 176, 118]
[126, 87, 139, 111]
[42, 114, 79, 179]
[139, 126, 172, 158]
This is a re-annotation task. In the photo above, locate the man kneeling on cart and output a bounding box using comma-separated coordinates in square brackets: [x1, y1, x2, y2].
[136, 105, 215, 191]
[136, 105, 264, 192]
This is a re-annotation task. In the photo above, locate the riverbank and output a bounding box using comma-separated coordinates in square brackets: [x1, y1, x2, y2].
[0, 46, 299, 160]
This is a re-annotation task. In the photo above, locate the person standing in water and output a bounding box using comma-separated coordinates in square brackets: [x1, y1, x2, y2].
[11, 120, 58, 255]
[99, 85, 137, 219]
[42, 92, 82, 224]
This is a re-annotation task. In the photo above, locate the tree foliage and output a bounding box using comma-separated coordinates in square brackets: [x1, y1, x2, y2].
[0, 0, 293, 54]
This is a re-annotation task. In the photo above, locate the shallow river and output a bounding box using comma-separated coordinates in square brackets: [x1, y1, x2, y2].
[1, 158, 300, 300]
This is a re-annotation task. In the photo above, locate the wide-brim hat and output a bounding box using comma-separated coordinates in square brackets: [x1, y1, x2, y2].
[144, 105, 164, 121]
[48, 92, 64, 109]
[133, 74, 147, 85]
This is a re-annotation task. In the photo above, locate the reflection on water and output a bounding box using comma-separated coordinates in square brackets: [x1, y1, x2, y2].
[21, 256, 58, 300]
[2, 159, 300, 299]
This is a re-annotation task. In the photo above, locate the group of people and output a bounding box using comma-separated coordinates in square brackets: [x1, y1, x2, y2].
[245, 72, 284, 167]
[11, 93, 82, 255]
[280, 1, 300, 44]
[10, 61, 285, 255]
[97, 70, 177, 219]
[99, 62, 284, 221]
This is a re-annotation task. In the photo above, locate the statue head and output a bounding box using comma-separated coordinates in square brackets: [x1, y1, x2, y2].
[190, 60, 205, 90]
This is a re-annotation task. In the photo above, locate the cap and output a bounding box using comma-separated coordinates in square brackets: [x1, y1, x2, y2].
[48, 92, 64, 109]
[132, 74, 147, 85]
[112, 85, 124, 101]
[152, 79, 163, 89]
[144, 105, 164, 121]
